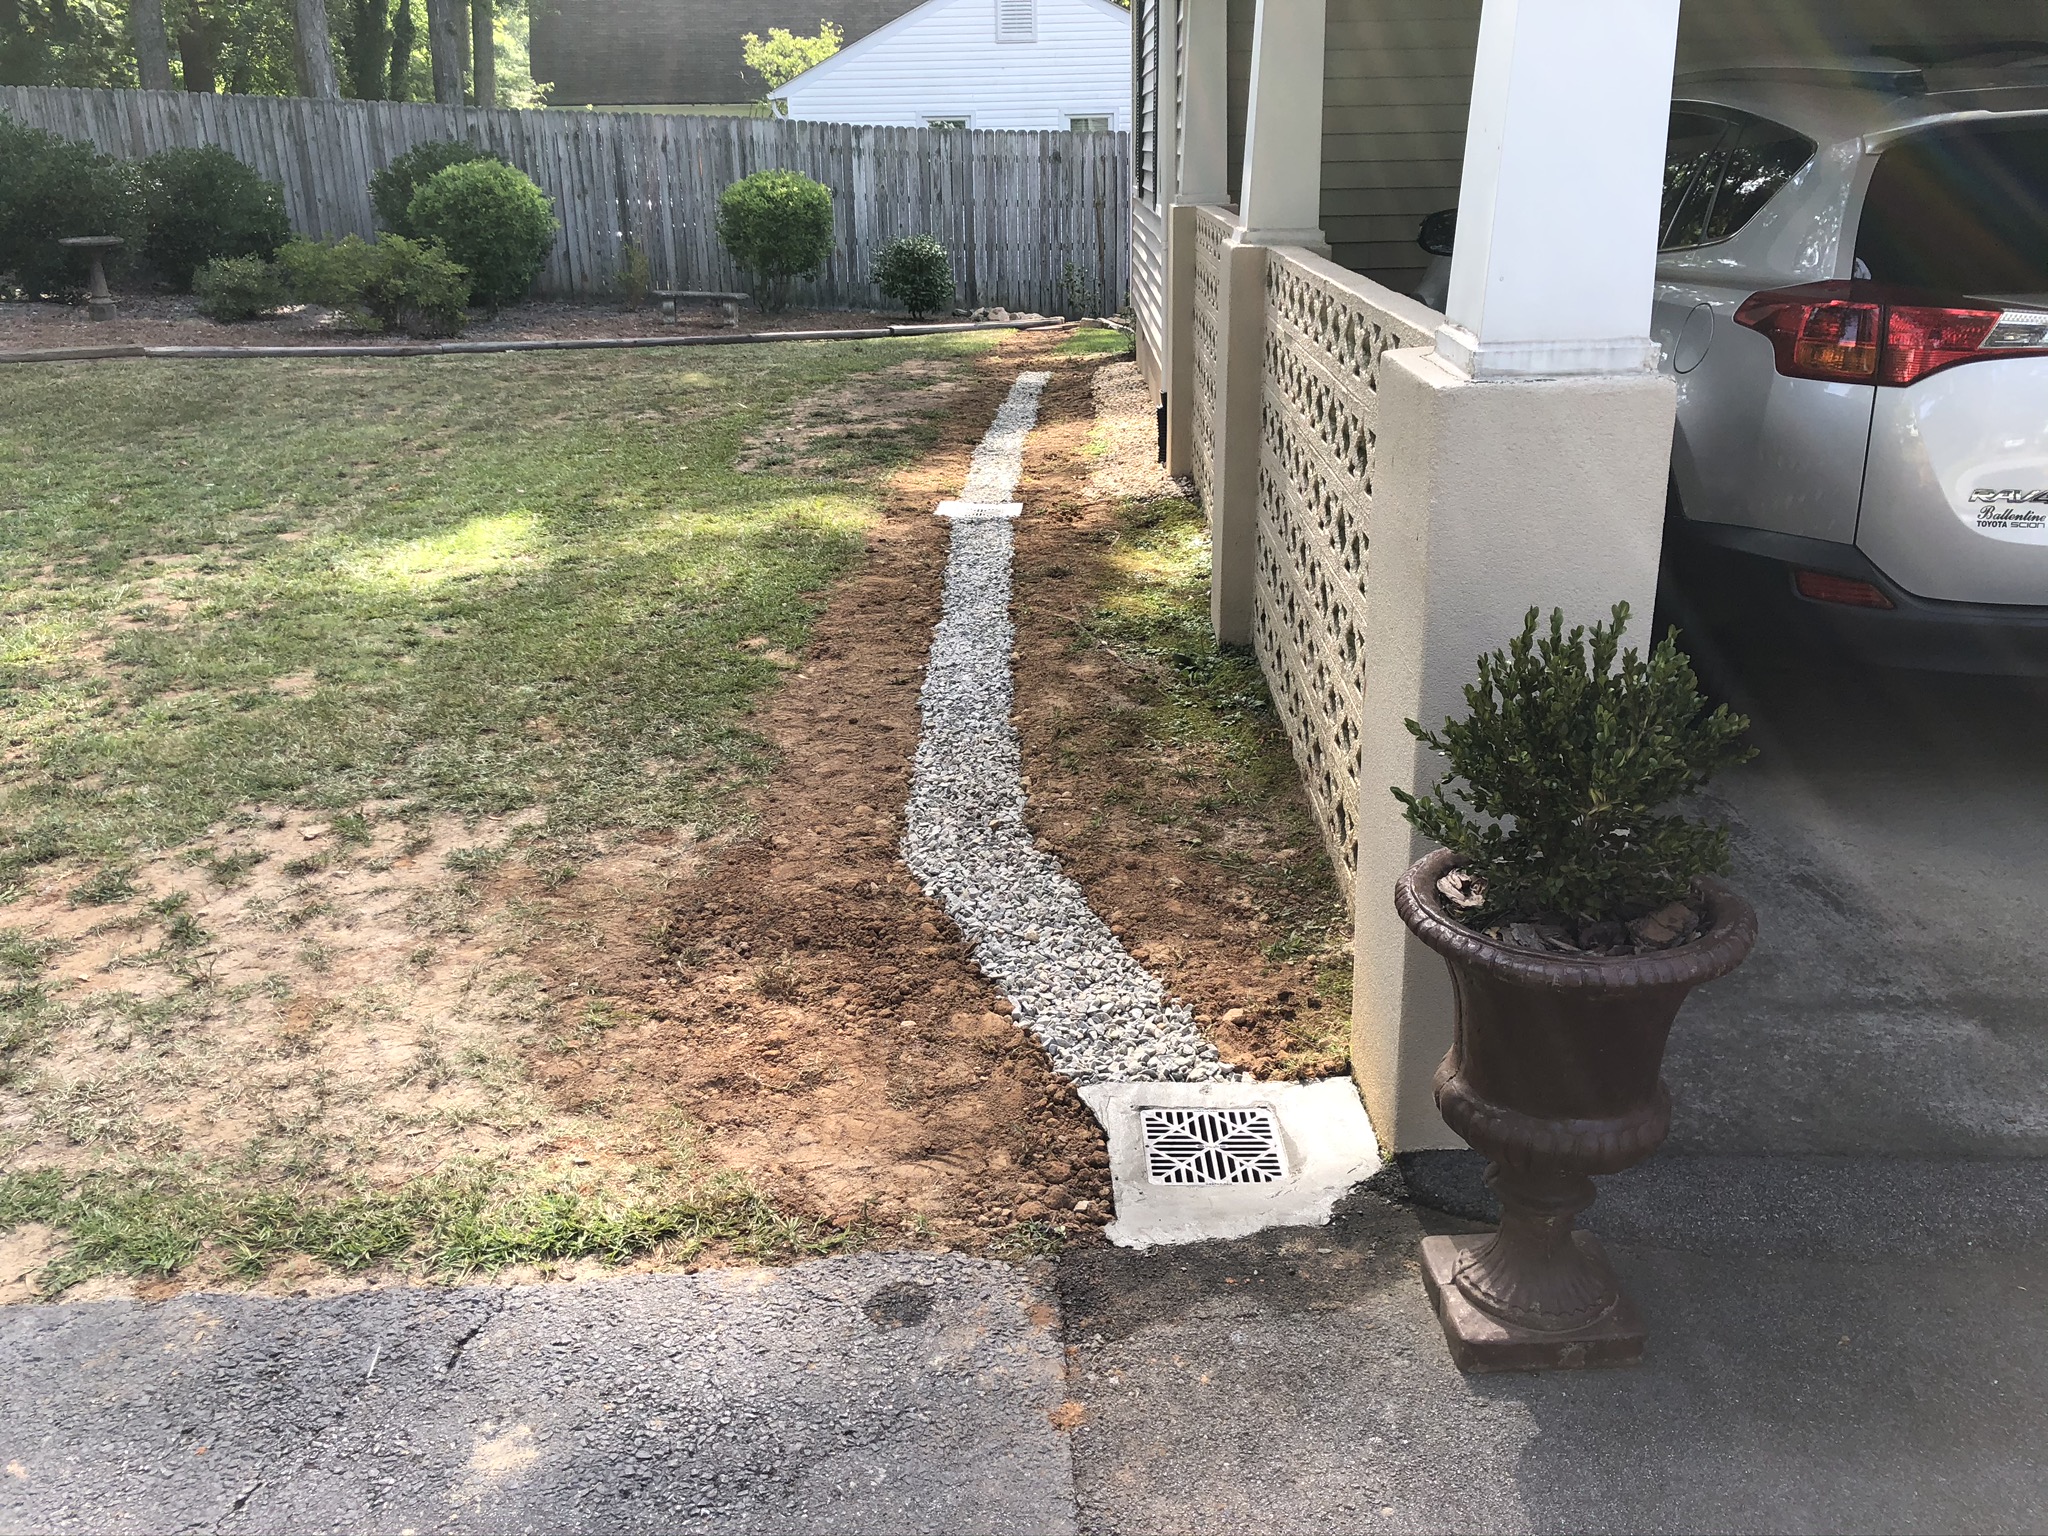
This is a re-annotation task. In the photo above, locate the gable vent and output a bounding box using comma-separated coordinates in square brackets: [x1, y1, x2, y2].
[996, 0, 1036, 43]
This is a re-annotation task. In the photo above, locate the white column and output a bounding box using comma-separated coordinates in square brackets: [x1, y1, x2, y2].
[1437, 0, 1680, 378]
[1177, 0, 1229, 204]
[1236, 0, 1327, 249]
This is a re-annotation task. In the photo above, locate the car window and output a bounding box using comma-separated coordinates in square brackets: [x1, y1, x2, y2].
[1661, 107, 1815, 251]
[1855, 122, 2048, 296]
[1699, 120, 1816, 242]
[1661, 110, 1729, 248]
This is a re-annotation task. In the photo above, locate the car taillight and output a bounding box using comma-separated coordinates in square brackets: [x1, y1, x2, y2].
[1734, 282, 2048, 386]
[1794, 570, 1894, 609]
[1880, 305, 2001, 384]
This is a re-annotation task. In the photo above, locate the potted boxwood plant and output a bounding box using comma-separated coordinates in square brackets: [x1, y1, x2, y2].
[1391, 603, 1757, 1372]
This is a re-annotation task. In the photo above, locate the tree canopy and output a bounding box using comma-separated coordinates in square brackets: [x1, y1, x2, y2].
[741, 20, 840, 96]
[0, 0, 547, 103]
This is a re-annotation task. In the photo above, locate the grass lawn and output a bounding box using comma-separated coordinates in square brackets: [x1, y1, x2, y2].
[0, 335, 997, 1296]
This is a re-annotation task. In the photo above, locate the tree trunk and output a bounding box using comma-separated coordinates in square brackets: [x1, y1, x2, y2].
[469, 0, 493, 108]
[291, 0, 339, 96]
[176, 20, 218, 92]
[131, 0, 175, 90]
[388, 0, 415, 100]
[425, 0, 464, 105]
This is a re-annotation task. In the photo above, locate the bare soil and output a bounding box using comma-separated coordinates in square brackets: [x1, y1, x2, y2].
[1006, 362, 1352, 1080]
[735, 358, 978, 477]
[0, 295, 1046, 353]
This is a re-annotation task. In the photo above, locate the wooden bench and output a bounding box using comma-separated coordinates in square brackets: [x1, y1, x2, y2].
[651, 290, 749, 328]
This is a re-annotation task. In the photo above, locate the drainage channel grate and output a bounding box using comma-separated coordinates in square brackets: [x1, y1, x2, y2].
[1140, 1105, 1287, 1185]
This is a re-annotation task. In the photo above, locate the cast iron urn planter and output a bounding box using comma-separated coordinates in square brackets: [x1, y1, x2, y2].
[1395, 847, 1757, 1372]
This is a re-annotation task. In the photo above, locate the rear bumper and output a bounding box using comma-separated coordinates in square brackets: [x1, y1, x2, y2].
[1668, 519, 2048, 675]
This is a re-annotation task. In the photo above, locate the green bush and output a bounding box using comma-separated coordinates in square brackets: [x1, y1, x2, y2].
[192, 254, 289, 321]
[715, 169, 834, 312]
[872, 234, 952, 320]
[278, 233, 469, 337]
[369, 140, 501, 238]
[0, 113, 137, 300]
[135, 147, 290, 291]
[1393, 603, 1753, 929]
[405, 158, 556, 312]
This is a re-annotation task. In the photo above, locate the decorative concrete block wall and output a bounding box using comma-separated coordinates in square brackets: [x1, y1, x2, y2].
[1187, 206, 1230, 514]
[1248, 247, 1432, 909]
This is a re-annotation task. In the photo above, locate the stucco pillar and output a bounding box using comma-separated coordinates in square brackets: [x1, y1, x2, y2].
[1205, 237, 1267, 643]
[1163, 0, 1230, 478]
[1208, 0, 1326, 642]
[1352, 357, 1676, 1150]
[1349, 0, 1682, 1149]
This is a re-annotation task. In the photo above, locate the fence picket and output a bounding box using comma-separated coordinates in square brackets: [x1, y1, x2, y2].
[1, 85, 1127, 312]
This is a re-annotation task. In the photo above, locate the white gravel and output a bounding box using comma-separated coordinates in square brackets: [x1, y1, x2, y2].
[900, 371, 1237, 1085]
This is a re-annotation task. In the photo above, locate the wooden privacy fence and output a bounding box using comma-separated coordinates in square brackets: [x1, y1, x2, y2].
[0, 86, 1131, 314]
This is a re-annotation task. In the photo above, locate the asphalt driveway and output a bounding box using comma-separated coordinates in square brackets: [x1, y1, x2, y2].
[1664, 640, 2048, 1159]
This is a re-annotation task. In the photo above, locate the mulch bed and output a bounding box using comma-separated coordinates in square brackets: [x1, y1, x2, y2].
[0, 295, 1003, 353]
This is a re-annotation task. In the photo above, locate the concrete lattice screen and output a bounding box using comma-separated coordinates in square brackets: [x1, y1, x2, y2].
[1189, 206, 1434, 910]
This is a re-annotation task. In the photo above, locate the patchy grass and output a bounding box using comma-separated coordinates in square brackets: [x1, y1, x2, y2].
[1080, 494, 1352, 1072]
[0, 337, 996, 888]
[0, 1136, 843, 1299]
[0, 336, 995, 1295]
[1055, 327, 1136, 358]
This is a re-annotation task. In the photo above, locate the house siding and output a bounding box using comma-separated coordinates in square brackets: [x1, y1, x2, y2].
[1215, 0, 1477, 293]
[773, 0, 1132, 130]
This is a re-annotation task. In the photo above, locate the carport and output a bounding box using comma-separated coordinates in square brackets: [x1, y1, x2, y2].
[1128, 0, 2048, 1156]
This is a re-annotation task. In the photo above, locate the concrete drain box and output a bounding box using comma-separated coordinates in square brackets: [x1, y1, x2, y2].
[1140, 1105, 1287, 1185]
[1081, 1079, 1382, 1249]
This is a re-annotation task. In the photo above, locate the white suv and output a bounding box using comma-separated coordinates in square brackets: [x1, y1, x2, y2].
[1421, 58, 2048, 672]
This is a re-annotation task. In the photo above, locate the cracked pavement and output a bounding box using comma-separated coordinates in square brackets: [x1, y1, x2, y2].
[0, 1254, 1077, 1536]
[6, 1164, 2048, 1535]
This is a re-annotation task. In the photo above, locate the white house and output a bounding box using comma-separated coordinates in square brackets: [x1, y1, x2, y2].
[768, 0, 1131, 131]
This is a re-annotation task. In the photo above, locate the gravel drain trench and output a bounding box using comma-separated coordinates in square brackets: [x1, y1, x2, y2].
[900, 370, 1237, 1085]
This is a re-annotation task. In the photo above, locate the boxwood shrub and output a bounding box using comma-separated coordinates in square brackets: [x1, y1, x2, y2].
[193, 254, 290, 321]
[716, 169, 835, 312]
[136, 146, 290, 291]
[370, 140, 501, 238]
[873, 234, 953, 320]
[278, 233, 469, 337]
[0, 113, 138, 300]
[405, 159, 557, 312]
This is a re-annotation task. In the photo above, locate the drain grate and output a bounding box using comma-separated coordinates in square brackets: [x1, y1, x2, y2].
[1140, 1105, 1287, 1185]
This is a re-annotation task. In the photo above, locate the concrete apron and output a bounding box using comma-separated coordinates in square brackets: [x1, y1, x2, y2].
[903, 371, 1383, 1249]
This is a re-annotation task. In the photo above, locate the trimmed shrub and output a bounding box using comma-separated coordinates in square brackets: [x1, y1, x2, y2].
[715, 170, 834, 312]
[193, 254, 290, 321]
[135, 147, 290, 291]
[278, 234, 469, 337]
[0, 113, 137, 300]
[873, 234, 952, 320]
[1393, 603, 1753, 929]
[405, 159, 557, 312]
[370, 140, 501, 238]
